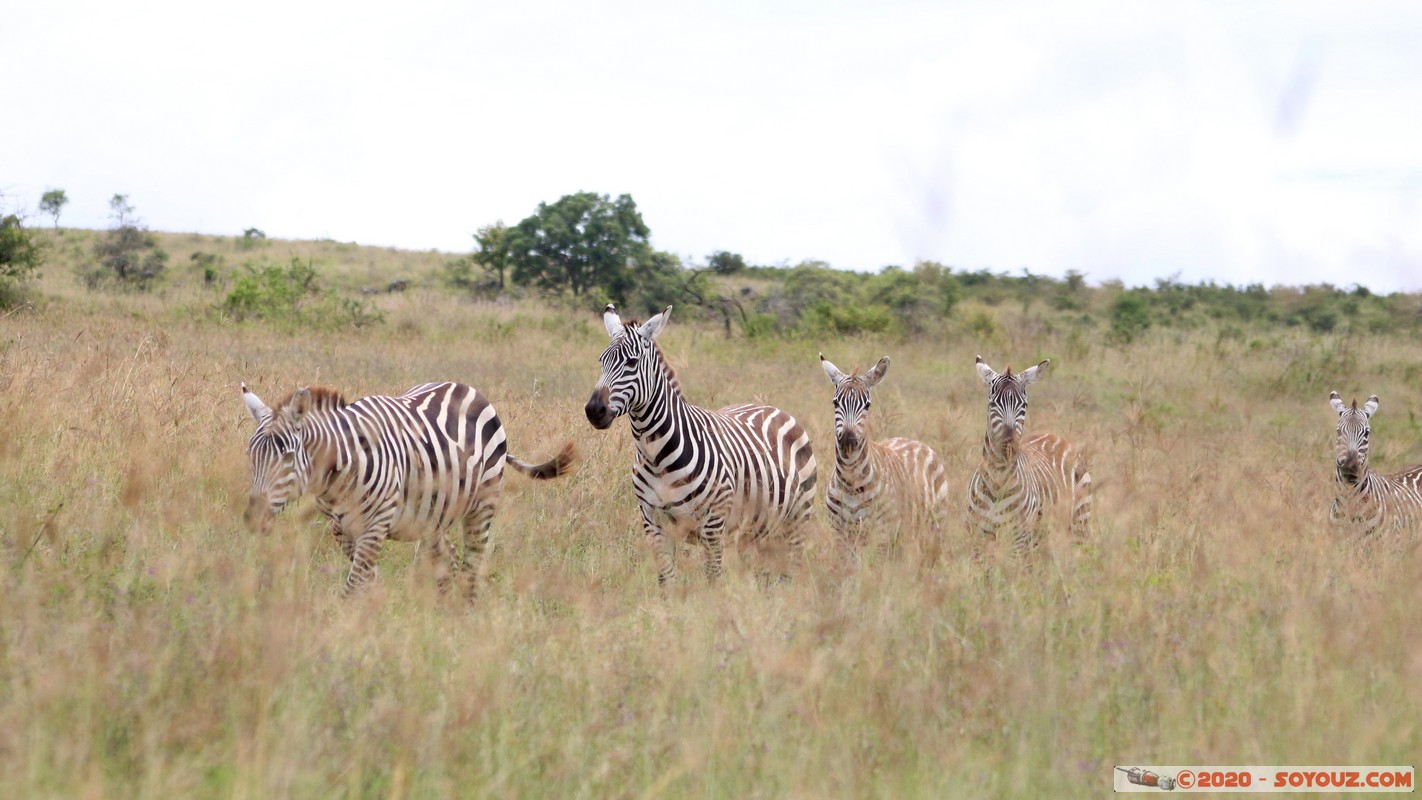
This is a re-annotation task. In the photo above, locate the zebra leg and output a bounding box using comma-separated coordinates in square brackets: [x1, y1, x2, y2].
[641, 505, 677, 586]
[1012, 513, 1044, 556]
[344, 524, 392, 597]
[330, 520, 356, 560]
[1071, 464, 1093, 540]
[427, 532, 456, 595]
[461, 501, 497, 603]
[700, 515, 729, 582]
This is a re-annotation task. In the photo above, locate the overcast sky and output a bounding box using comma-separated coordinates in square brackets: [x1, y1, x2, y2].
[5, 0, 1421, 292]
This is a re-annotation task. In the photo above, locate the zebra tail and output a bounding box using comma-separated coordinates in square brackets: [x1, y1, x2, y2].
[506, 440, 577, 480]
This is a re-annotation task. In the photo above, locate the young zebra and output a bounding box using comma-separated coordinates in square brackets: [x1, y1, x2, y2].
[819, 353, 948, 545]
[966, 356, 1091, 553]
[585, 305, 817, 585]
[1328, 391, 1422, 539]
[241, 381, 575, 600]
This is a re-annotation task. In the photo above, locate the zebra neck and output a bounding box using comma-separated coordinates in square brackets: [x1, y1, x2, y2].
[298, 407, 346, 493]
[1336, 464, 1372, 490]
[982, 433, 1021, 465]
[627, 360, 690, 442]
[834, 444, 875, 488]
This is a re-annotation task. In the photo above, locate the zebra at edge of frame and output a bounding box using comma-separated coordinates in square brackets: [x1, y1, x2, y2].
[818, 352, 949, 548]
[584, 304, 817, 586]
[240, 380, 576, 601]
[1328, 390, 1422, 542]
[965, 355, 1092, 554]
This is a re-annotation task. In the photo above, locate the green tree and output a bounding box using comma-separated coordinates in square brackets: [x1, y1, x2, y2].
[505, 192, 650, 300]
[85, 194, 168, 290]
[0, 209, 45, 307]
[474, 221, 512, 290]
[39, 189, 68, 230]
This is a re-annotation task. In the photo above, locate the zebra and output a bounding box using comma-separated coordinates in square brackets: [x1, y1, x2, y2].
[966, 356, 1091, 553]
[241, 380, 575, 600]
[1328, 391, 1422, 540]
[584, 304, 817, 585]
[819, 353, 949, 546]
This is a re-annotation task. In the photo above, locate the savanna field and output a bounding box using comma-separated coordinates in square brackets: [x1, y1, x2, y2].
[2, 232, 1420, 798]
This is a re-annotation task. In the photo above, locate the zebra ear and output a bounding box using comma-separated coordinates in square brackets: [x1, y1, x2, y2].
[820, 353, 847, 386]
[241, 382, 271, 424]
[1020, 359, 1050, 386]
[975, 355, 997, 386]
[1362, 395, 1379, 417]
[864, 356, 890, 387]
[603, 304, 623, 338]
[284, 387, 312, 426]
[638, 305, 673, 340]
[1329, 391, 1347, 415]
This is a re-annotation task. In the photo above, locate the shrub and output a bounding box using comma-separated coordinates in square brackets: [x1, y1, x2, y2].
[222, 257, 382, 329]
[84, 195, 167, 291]
[0, 212, 45, 308]
[1109, 290, 1153, 343]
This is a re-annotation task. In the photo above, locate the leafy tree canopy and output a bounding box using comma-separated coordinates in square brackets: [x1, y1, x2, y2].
[506, 192, 650, 300]
[39, 189, 68, 229]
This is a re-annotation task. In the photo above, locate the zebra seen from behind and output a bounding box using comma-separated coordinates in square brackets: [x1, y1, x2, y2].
[966, 356, 1091, 553]
[241, 381, 575, 600]
[584, 305, 817, 585]
[1328, 390, 1422, 540]
[819, 353, 948, 546]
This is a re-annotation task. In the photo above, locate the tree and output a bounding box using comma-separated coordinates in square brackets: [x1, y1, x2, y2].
[474, 221, 511, 290]
[85, 194, 167, 290]
[505, 192, 650, 300]
[39, 189, 68, 230]
[680, 251, 749, 338]
[0, 209, 45, 307]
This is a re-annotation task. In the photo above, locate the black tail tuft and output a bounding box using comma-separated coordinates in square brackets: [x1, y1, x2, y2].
[507, 440, 577, 480]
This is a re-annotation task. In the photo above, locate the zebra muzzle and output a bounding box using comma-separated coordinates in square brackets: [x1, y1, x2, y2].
[585, 388, 616, 430]
[244, 495, 275, 532]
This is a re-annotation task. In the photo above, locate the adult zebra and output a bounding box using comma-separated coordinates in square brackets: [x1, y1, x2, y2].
[585, 305, 817, 585]
[966, 356, 1091, 553]
[241, 381, 575, 600]
[819, 353, 948, 546]
[1329, 391, 1422, 540]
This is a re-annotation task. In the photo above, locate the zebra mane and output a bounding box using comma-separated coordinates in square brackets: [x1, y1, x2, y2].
[274, 385, 347, 414]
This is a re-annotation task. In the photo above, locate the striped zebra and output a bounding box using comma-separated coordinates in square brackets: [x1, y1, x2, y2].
[241, 381, 575, 600]
[819, 353, 949, 545]
[1329, 391, 1422, 539]
[584, 305, 817, 585]
[966, 356, 1091, 552]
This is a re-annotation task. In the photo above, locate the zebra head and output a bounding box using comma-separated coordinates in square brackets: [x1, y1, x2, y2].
[1330, 390, 1378, 484]
[241, 383, 315, 532]
[975, 355, 1049, 453]
[820, 353, 890, 453]
[586, 304, 672, 429]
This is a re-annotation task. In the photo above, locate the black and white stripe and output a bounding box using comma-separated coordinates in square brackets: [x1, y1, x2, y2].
[242, 381, 574, 599]
[1329, 390, 1422, 540]
[585, 305, 817, 584]
[820, 353, 948, 545]
[966, 356, 1091, 553]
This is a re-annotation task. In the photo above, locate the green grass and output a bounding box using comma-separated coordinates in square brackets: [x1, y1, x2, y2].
[0, 232, 1418, 798]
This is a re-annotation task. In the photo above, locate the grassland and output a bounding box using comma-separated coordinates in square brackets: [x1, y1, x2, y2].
[1, 231, 1419, 798]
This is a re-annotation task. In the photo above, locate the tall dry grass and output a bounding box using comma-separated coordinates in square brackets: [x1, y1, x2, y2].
[1, 240, 1419, 798]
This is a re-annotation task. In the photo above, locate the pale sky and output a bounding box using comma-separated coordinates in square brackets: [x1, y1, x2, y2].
[6, 1, 1422, 292]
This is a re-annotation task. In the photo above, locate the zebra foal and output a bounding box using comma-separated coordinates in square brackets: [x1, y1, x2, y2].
[819, 353, 948, 545]
[585, 305, 817, 585]
[966, 356, 1091, 553]
[241, 381, 575, 600]
[1328, 391, 1422, 540]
